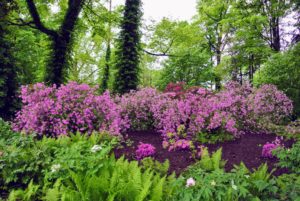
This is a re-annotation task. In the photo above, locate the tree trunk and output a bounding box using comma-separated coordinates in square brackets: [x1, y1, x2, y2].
[215, 48, 221, 90]
[101, 0, 112, 92]
[271, 16, 280, 52]
[26, 0, 84, 86]
[101, 43, 111, 92]
[248, 54, 254, 85]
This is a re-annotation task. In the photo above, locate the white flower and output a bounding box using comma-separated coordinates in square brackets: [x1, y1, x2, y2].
[231, 180, 238, 190]
[210, 180, 216, 186]
[51, 164, 61, 173]
[91, 145, 102, 153]
[186, 177, 196, 187]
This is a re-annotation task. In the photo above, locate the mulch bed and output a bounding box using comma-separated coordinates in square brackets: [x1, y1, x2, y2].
[114, 131, 294, 176]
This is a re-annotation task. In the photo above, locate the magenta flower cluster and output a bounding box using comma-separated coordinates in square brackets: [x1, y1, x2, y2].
[135, 143, 156, 160]
[262, 137, 283, 158]
[117, 88, 161, 130]
[119, 82, 292, 150]
[13, 82, 129, 136]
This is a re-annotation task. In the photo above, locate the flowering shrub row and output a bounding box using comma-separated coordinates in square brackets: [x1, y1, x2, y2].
[119, 82, 293, 150]
[13, 82, 129, 136]
[14, 82, 293, 149]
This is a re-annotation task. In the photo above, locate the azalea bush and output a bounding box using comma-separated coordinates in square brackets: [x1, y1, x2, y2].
[117, 88, 161, 130]
[13, 82, 128, 136]
[135, 143, 156, 160]
[247, 84, 293, 130]
[13, 82, 293, 149]
[261, 137, 284, 158]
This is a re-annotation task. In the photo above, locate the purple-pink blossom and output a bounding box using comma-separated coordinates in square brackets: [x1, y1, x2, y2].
[135, 143, 156, 160]
[13, 82, 129, 136]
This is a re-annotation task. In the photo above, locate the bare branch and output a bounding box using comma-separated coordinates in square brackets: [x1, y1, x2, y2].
[142, 49, 179, 57]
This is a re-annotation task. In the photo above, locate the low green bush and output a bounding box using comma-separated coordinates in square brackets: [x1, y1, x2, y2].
[169, 148, 300, 201]
[0, 131, 117, 197]
[274, 141, 300, 174]
[8, 156, 177, 201]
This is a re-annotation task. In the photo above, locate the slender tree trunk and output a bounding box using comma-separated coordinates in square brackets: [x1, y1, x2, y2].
[215, 48, 221, 90]
[271, 16, 280, 51]
[231, 57, 238, 82]
[101, 43, 111, 91]
[239, 66, 243, 85]
[248, 54, 254, 85]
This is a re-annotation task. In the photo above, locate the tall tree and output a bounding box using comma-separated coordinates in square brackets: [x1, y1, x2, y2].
[25, 0, 85, 85]
[227, 0, 272, 84]
[113, 0, 142, 94]
[0, 0, 19, 120]
[101, 0, 112, 92]
[197, 0, 232, 90]
[241, 0, 292, 52]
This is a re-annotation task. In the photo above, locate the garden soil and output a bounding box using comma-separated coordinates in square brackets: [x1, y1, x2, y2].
[114, 131, 294, 176]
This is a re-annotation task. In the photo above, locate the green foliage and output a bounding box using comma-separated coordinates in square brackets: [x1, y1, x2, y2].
[197, 132, 234, 144]
[145, 18, 214, 90]
[0, 0, 19, 120]
[9, 156, 176, 201]
[254, 43, 300, 116]
[274, 141, 300, 174]
[276, 173, 300, 201]
[172, 162, 299, 201]
[0, 118, 19, 143]
[140, 157, 170, 176]
[114, 0, 142, 94]
[192, 148, 226, 172]
[8, 180, 39, 201]
[0, 132, 116, 195]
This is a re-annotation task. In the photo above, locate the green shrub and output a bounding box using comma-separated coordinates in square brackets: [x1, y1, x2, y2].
[186, 148, 226, 173]
[0, 132, 116, 196]
[274, 141, 300, 174]
[171, 148, 299, 201]
[140, 157, 170, 176]
[9, 156, 177, 201]
[254, 43, 300, 116]
[0, 118, 19, 143]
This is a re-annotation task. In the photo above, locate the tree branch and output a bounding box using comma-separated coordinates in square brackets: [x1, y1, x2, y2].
[142, 49, 179, 57]
[6, 18, 35, 28]
[25, 0, 58, 37]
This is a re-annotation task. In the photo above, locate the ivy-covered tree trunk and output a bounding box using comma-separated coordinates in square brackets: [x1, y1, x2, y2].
[101, 43, 111, 92]
[26, 0, 85, 86]
[100, 0, 112, 92]
[0, 0, 19, 120]
[113, 0, 142, 94]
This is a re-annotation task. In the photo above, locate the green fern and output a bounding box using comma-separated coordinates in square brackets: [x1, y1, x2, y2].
[8, 180, 39, 201]
[150, 175, 166, 201]
[198, 148, 225, 172]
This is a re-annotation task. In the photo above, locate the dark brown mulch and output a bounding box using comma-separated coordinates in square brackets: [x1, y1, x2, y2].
[114, 131, 294, 176]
